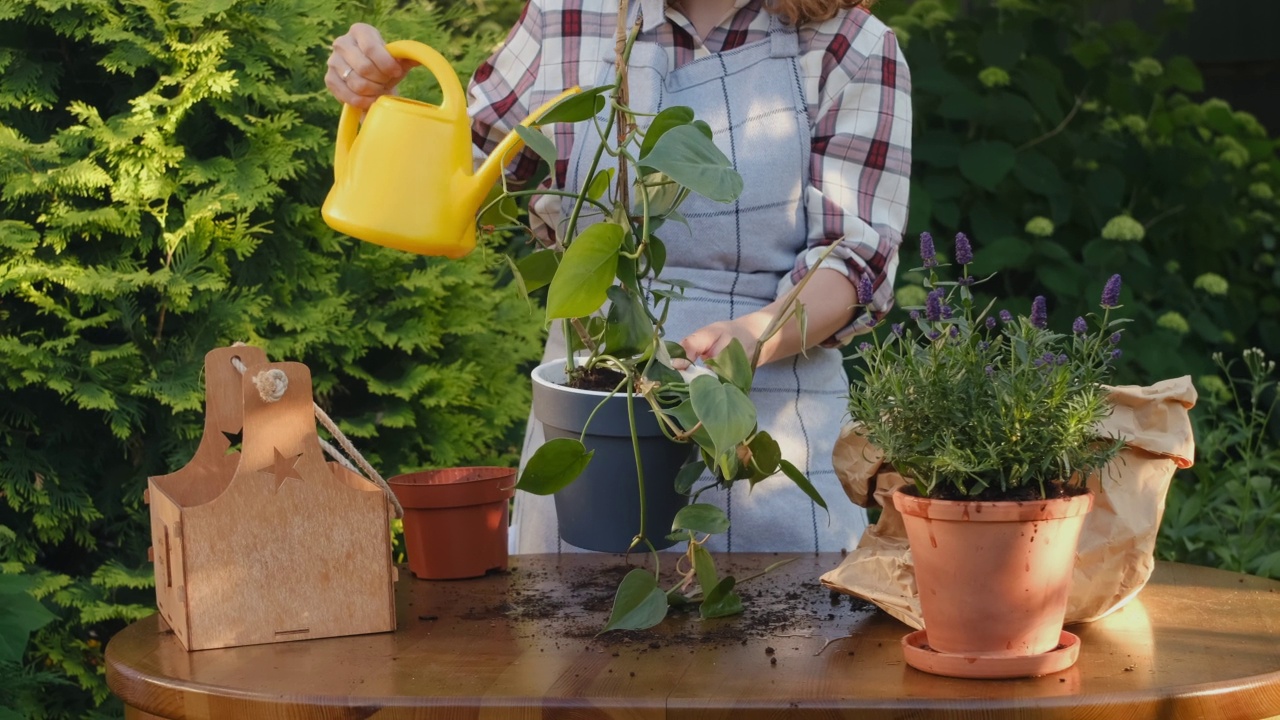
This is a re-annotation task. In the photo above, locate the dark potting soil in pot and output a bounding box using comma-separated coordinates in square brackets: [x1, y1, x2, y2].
[565, 366, 630, 393]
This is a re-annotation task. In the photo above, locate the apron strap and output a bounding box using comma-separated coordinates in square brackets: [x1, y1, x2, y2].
[768, 11, 800, 58]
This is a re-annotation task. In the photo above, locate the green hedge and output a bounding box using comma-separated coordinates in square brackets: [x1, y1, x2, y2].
[0, 1, 540, 717]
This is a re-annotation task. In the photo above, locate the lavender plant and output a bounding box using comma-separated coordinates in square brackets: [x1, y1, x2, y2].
[847, 233, 1128, 501]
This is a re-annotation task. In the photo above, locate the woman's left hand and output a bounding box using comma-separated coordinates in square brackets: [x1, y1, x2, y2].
[679, 317, 764, 366]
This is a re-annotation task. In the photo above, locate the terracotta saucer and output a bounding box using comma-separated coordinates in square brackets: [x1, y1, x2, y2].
[901, 630, 1081, 679]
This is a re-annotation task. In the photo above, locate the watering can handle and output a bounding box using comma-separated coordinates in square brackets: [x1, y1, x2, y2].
[334, 41, 468, 180]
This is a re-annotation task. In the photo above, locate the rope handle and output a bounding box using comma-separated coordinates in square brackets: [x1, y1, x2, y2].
[229, 348, 404, 519]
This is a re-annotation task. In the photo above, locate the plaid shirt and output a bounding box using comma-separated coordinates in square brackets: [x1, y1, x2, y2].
[468, 0, 912, 344]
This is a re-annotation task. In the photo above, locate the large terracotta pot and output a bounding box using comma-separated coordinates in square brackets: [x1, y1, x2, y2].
[893, 487, 1093, 679]
[388, 467, 514, 580]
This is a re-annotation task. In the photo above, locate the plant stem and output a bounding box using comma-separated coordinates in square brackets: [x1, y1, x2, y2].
[625, 382, 649, 548]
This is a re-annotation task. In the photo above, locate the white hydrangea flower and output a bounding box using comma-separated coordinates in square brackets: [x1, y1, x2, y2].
[1193, 272, 1229, 296]
[1130, 57, 1163, 80]
[1024, 217, 1054, 237]
[1101, 215, 1145, 242]
[896, 284, 929, 308]
[1156, 311, 1190, 334]
[1196, 375, 1230, 401]
[978, 67, 1011, 88]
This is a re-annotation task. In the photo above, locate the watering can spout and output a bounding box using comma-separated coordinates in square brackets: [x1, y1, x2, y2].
[320, 38, 581, 259]
[473, 88, 580, 202]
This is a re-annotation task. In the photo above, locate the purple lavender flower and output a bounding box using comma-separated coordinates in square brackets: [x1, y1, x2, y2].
[1101, 274, 1123, 308]
[985, 365, 995, 377]
[1109, 332, 1122, 345]
[859, 342, 872, 353]
[985, 316, 997, 330]
[978, 341, 990, 351]
[927, 330, 942, 340]
[958, 276, 976, 286]
[999, 309, 1013, 324]
[909, 310, 921, 320]
[1031, 296, 1048, 329]
[1073, 316, 1088, 335]
[1057, 353, 1068, 365]
[920, 232, 937, 268]
[954, 232, 973, 265]
[925, 288, 944, 322]
[891, 323, 904, 337]
[949, 326, 960, 338]
[857, 275, 875, 305]
[1111, 348, 1123, 360]
[941, 304, 954, 320]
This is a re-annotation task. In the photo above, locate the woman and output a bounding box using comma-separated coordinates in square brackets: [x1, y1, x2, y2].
[326, 0, 911, 553]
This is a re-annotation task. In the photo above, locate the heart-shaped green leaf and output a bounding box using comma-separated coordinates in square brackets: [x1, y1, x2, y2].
[0, 575, 56, 664]
[666, 399, 714, 454]
[587, 168, 614, 201]
[533, 85, 613, 125]
[673, 460, 706, 495]
[515, 438, 593, 495]
[706, 338, 752, 394]
[778, 459, 828, 514]
[689, 375, 755, 458]
[604, 286, 653, 356]
[514, 125, 557, 167]
[699, 576, 743, 619]
[641, 125, 742, 203]
[601, 569, 669, 632]
[546, 222, 623, 320]
[691, 544, 718, 596]
[746, 431, 781, 482]
[672, 502, 729, 535]
[640, 106, 695, 158]
[515, 249, 558, 293]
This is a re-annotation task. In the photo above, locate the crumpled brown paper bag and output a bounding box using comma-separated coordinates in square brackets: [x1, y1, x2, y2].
[820, 377, 1197, 629]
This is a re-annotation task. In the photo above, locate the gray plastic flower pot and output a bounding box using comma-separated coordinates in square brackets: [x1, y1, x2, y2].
[531, 359, 693, 552]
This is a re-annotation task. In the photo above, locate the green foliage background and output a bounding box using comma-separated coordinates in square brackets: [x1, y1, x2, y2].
[0, 1, 540, 717]
[882, 0, 1280, 385]
[0, 0, 1276, 716]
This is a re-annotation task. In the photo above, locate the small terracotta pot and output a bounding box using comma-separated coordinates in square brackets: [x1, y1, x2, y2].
[388, 467, 515, 580]
[893, 487, 1093, 678]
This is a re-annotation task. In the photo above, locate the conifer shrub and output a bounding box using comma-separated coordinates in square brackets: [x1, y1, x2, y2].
[0, 2, 538, 716]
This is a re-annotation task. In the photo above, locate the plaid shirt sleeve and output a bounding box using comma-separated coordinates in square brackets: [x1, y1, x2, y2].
[779, 18, 912, 347]
[467, 0, 547, 186]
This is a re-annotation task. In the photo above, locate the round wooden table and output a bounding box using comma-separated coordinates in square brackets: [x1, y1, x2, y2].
[107, 555, 1280, 719]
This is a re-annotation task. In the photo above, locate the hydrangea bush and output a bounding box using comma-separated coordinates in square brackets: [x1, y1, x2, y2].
[847, 233, 1128, 501]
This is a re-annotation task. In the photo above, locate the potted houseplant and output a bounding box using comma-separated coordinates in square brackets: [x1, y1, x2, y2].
[845, 231, 1127, 678]
[480, 0, 827, 631]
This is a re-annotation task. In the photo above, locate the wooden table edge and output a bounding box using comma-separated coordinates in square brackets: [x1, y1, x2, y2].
[106, 637, 1280, 719]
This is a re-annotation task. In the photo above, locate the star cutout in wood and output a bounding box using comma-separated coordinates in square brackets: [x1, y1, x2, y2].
[221, 429, 243, 455]
[261, 448, 304, 491]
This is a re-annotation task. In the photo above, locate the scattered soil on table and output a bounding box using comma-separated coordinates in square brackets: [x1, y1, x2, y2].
[454, 559, 880, 650]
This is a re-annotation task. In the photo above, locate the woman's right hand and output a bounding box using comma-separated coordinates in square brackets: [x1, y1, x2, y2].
[325, 23, 417, 110]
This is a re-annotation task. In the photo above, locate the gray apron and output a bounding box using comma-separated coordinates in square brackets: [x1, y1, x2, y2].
[512, 7, 868, 553]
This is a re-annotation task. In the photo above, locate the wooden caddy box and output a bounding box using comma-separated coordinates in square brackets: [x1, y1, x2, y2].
[146, 346, 397, 651]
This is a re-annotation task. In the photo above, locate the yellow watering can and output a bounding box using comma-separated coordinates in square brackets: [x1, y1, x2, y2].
[322, 41, 579, 259]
